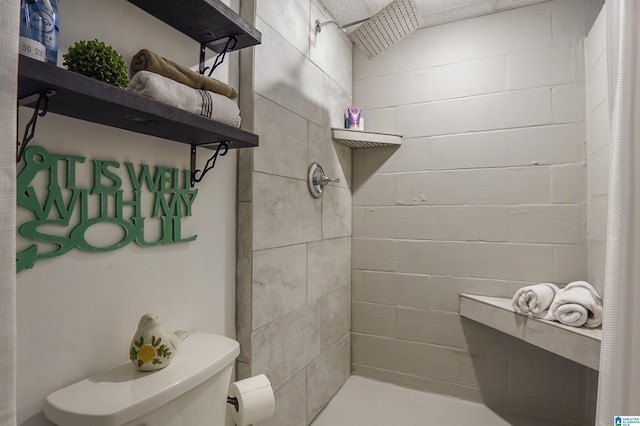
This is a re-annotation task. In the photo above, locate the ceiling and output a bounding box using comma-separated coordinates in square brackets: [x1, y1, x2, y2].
[316, 0, 550, 31]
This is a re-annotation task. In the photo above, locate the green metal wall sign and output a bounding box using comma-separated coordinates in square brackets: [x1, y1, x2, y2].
[16, 146, 198, 272]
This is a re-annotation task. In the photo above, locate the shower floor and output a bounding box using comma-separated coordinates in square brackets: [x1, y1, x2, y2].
[310, 375, 563, 426]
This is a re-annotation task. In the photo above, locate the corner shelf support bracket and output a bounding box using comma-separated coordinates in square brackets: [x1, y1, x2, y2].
[199, 36, 238, 76]
[16, 89, 55, 163]
[190, 141, 229, 187]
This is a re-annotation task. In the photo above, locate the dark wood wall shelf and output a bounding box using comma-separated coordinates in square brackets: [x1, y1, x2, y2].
[127, 0, 261, 53]
[17, 0, 261, 185]
[18, 56, 258, 150]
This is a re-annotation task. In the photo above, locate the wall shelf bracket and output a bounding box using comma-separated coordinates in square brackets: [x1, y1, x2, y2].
[16, 89, 55, 163]
[190, 142, 229, 187]
[199, 36, 238, 76]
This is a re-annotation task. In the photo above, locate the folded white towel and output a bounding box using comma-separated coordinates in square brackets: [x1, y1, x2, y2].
[512, 283, 559, 320]
[549, 281, 603, 328]
[127, 70, 241, 128]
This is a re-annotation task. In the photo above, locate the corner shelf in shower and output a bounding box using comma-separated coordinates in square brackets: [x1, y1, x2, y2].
[460, 294, 602, 371]
[331, 128, 402, 148]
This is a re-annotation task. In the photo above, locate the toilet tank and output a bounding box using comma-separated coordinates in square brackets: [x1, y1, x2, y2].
[43, 332, 240, 426]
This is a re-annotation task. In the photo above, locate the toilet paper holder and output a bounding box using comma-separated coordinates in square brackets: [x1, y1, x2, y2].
[226, 374, 275, 425]
[227, 396, 239, 412]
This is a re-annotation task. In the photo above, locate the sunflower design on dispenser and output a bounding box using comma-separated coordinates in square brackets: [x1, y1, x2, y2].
[130, 335, 172, 368]
[129, 313, 179, 371]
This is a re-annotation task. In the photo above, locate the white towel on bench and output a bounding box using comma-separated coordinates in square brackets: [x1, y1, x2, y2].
[549, 281, 603, 328]
[512, 283, 559, 320]
[127, 70, 241, 128]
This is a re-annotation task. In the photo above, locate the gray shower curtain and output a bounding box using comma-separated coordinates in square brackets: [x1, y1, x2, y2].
[0, 1, 18, 425]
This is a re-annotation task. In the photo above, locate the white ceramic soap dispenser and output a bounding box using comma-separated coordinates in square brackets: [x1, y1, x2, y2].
[129, 313, 180, 371]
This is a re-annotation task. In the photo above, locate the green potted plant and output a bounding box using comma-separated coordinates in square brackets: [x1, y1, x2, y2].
[63, 39, 129, 89]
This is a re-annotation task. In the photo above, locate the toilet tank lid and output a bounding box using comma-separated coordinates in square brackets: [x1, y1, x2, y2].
[43, 332, 239, 426]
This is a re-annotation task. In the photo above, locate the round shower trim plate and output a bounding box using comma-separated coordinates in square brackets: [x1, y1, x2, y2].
[308, 162, 325, 198]
[308, 162, 339, 198]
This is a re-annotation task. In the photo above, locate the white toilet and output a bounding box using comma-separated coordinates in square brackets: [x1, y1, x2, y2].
[43, 332, 240, 426]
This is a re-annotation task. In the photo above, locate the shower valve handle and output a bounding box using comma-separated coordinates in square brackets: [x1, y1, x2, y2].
[318, 175, 340, 185]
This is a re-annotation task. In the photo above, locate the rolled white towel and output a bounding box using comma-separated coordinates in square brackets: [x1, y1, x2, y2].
[127, 70, 241, 128]
[512, 283, 559, 320]
[549, 281, 603, 328]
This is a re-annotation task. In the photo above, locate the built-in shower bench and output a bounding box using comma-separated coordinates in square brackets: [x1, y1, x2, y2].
[459, 294, 602, 370]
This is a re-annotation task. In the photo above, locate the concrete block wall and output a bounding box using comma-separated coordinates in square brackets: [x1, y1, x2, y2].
[237, 1, 352, 424]
[585, 5, 609, 296]
[352, 0, 603, 423]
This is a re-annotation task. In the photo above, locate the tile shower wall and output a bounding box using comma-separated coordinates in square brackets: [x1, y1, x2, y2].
[585, 6, 609, 296]
[237, 1, 352, 425]
[352, 0, 602, 423]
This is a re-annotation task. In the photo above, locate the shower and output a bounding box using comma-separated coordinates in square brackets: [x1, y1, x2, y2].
[315, 0, 421, 58]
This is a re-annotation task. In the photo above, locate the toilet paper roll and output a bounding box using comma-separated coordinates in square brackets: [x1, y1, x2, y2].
[228, 374, 275, 426]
